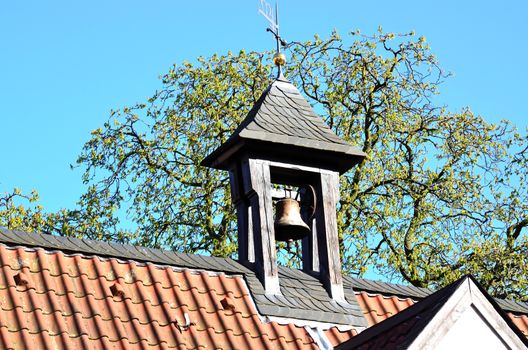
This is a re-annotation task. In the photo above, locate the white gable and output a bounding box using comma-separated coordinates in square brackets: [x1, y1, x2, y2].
[410, 278, 527, 350]
[436, 306, 509, 350]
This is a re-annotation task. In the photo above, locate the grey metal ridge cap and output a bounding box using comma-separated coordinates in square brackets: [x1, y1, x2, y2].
[77, 239, 106, 255]
[0, 228, 248, 274]
[389, 283, 423, 298]
[226, 259, 254, 274]
[30, 232, 60, 247]
[71, 236, 104, 254]
[496, 298, 528, 314]
[194, 254, 228, 271]
[157, 249, 187, 265]
[6, 228, 45, 246]
[146, 246, 179, 264]
[131, 244, 159, 260]
[107, 240, 138, 257]
[345, 275, 432, 298]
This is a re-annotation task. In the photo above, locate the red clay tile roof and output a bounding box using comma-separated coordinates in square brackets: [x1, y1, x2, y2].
[355, 292, 417, 327]
[324, 328, 358, 348]
[355, 290, 528, 337]
[0, 244, 321, 349]
[0, 228, 527, 349]
[339, 276, 528, 349]
[511, 314, 528, 337]
[0, 228, 366, 327]
[336, 277, 464, 350]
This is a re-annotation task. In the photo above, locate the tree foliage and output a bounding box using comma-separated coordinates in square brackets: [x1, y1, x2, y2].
[0, 189, 46, 231]
[2, 30, 527, 300]
[0, 187, 128, 242]
[286, 31, 527, 300]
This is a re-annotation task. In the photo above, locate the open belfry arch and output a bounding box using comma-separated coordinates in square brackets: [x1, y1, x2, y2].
[201, 71, 366, 300]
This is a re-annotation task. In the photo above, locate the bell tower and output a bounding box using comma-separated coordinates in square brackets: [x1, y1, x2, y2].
[201, 73, 365, 300]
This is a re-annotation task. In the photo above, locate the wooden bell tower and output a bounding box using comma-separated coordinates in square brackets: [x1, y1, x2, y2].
[202, 73, 365, 300]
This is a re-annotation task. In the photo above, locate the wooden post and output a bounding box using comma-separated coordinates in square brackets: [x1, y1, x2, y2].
[229, 166, 252, 262]
[239, 158, 280, 294]
[314, 170, 344, 301]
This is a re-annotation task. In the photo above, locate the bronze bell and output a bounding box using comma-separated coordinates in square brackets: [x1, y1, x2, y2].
[274, 198, 311, 241]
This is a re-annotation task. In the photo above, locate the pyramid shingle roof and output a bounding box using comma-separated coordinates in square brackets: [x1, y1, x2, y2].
[202, 75, 366, 172]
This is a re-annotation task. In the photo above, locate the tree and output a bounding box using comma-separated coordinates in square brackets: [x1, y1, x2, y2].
[0, 189, 46, 231]
[3, 30, 527, 300]
[286, 31, 527, 300]
[0, 187, 131, 242]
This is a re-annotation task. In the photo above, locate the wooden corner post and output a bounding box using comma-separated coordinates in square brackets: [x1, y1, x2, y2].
[231, 157, 280, 295]
[315, 170, 344, 301]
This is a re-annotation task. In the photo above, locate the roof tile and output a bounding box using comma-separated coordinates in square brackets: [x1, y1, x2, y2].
[0, 244, 323, 349]
[1, 229, 526, 349]
[510, 314, 528, 336]
[324, 328, 358, 348]
[355, 290, 528, 338]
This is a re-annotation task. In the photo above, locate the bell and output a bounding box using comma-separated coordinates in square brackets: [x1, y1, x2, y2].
[274, 198, 311, 241]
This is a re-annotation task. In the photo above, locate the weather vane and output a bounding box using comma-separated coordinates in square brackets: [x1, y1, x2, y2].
[258, 0, 288, 76]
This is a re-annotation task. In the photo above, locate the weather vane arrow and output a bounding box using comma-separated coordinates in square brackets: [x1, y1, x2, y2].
[258, 0, 288, 76]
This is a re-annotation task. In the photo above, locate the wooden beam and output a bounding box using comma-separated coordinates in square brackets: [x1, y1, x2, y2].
[315, 170, 344, 301]
[229, 166, 250, 262]
[242, 158, 280, 294]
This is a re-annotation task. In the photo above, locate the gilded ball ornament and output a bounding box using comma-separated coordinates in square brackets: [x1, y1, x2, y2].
[273, 52, 286, 66]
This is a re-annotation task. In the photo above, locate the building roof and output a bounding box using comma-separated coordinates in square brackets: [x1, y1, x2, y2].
[0, 242, 320, 349]
[347, 276, 528, 315]
[337, 276, 528, 349]
[0, 228, 365, 328]
[201, 75, 366, 173]
[0, 227, 526, 349]
[347, 276, 528, 337]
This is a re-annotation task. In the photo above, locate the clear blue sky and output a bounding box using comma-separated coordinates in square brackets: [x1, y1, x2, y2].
[1, 0, 526, 213]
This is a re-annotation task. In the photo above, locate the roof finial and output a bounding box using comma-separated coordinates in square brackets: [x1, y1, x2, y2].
[258, 0, 288, 78]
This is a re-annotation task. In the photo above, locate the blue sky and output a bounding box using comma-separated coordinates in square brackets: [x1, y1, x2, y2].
[0, 0, 526, 213]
